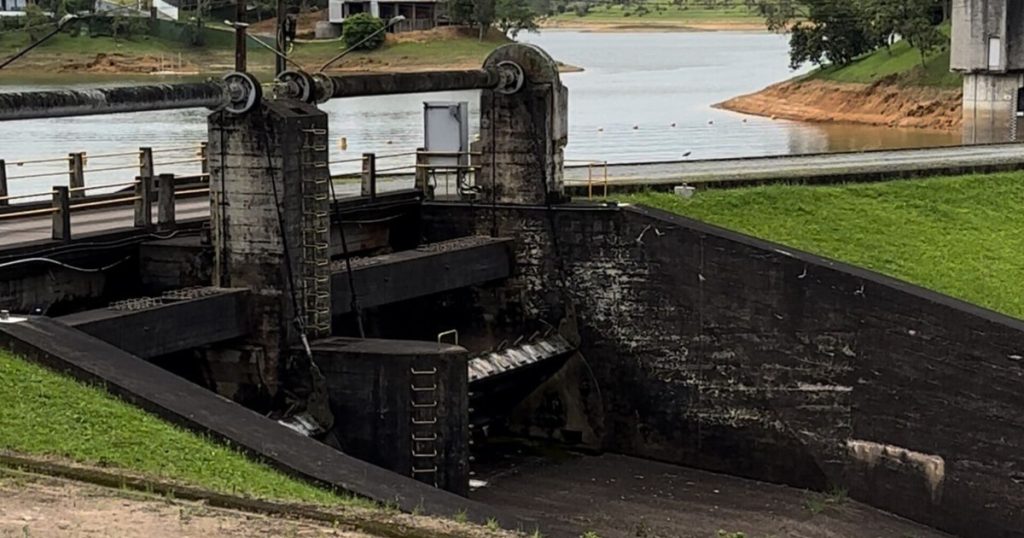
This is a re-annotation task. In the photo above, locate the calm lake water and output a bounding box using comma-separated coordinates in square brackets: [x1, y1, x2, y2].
[0, 30, 959, 197]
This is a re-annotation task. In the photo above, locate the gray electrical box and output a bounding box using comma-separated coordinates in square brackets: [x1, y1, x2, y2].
[424, 102, 470, 169]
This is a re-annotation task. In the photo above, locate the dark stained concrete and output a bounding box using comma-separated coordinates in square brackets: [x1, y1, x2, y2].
[313, 337, 470, 495]
[422, 202, 1024, 538]
[57, 288, 249, 360]
[331, 236, 513, 315]
[471, 451, 951, 538]
[0, 317, 535, 532]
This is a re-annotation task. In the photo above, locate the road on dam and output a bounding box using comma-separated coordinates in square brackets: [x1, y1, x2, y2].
[562, 143, 1024, 188]
[3, 144, 1023, 248]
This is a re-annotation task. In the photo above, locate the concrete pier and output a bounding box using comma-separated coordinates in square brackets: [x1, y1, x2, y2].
[951, 0, 1024, 143]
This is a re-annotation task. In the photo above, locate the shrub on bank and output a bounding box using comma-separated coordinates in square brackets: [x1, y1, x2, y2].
[342, 13, 385, 51]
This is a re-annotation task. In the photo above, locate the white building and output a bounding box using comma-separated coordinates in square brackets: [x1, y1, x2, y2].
[328, 0, 443, 32]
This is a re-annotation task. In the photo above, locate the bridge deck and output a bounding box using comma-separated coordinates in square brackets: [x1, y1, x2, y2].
[3, 144, 1023, 249]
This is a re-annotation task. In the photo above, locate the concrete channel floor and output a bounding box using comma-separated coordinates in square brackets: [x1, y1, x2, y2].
[471, 452, 951, 538]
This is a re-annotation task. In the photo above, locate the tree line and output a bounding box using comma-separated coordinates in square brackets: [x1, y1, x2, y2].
[747, 0, 951, 69]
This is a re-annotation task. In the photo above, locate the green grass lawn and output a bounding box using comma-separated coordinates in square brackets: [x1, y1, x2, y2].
[624, 172, 1024, 319]
[549, 0, 762, 23]
[807, 30, 960, 89]
[0, 350, 372, 508]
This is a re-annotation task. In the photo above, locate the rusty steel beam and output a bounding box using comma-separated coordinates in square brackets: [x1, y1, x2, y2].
[0, 82, 228, 122]
[0, 72, 267, 121]
[325, 69, 499, 99]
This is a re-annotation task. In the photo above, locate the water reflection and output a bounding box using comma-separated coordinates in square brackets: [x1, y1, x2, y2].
[0, 30, 959, 197]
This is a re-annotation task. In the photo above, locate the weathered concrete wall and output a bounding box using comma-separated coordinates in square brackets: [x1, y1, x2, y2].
[421, 202, 1024, 538]
[207, 100, 331, 401]
[951, 0, 1024, 72]
[478, 45, 568, 206]
[962, 72, 1023, 143]
[313, 337, 470, 495]
[0, 250, 141, 315]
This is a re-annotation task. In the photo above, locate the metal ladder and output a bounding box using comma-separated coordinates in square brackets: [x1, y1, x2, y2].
[299, 127, 331, 337]
[410, 363, 439, 487]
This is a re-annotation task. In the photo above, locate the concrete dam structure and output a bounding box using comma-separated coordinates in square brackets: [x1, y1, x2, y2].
[1, 42, 1022, 537]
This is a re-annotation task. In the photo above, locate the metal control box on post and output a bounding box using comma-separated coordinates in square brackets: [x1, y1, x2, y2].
[423, 102, 470, 198]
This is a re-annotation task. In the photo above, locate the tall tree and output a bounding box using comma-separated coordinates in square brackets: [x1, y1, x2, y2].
[746, 0, 946, 69]
[496, 0, 538, 38]
[447, 0, 539, 40]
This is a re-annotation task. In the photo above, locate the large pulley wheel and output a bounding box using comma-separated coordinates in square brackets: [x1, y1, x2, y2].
[495, 61, 525, 95]
[222, 72, 261, 114]
[277, 70, 316, 104]
[311, 72, 335, 104]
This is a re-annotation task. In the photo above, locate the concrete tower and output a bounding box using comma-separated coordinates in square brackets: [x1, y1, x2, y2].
[951, 0, 1024, 143]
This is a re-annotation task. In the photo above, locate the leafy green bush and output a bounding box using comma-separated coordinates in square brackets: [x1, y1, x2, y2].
[342, 13, 385, 51]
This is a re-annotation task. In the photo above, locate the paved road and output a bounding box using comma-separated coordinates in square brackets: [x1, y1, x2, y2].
[563, 143, 1024, 188]
[4, 144, 1024, 248]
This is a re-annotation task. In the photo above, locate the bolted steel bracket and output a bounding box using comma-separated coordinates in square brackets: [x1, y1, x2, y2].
[222, 71, 262, 114]
[495, 61, 525, 95]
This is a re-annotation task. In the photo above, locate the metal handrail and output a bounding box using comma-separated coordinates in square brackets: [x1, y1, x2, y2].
[69, 180, 140, 193]
[0, 191, 53, 202]
[155, 158, 204, 166]
[175, 187, 210, 196]
[4, 156, 71, 166]
[6, 170, 67, 181]
[83, 150, 145, 160]
[151, 145, 201, 154]
[69, 196, 142, 211]
[0, 206, 58, 219]
[81, 164, 142, 174]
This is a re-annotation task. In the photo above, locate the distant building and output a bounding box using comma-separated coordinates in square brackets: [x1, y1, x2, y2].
[0, 0, 28, 12]
[950, 0, 1024, 143]
[328, 0, 444, 32]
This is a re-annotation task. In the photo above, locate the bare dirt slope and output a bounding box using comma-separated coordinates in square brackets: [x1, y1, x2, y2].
[0, 474, 377, 538]
[717, 79, 962, 131]
[471, 453, 952, 538]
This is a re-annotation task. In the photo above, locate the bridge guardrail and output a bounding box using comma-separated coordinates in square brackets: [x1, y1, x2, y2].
[0, 174, 210, 242]
[0, 143, 207, 208]
[565, 159, 609, 199]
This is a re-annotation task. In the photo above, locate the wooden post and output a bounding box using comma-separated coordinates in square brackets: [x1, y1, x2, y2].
[414, 148, 429, 196]
[361, 152, 377, 199]
[52, 186, 70, 242]
[157, 173, 176, 229]
[139, 147, 154, 182]
[0, 160, 7, 207]
[68, 152, 85, 199]
[200, 141, 209, 175]
[134, 175, 153, 229]
[234, 0, 247, 71]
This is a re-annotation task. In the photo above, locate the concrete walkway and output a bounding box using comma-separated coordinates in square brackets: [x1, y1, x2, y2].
[563, 143, 1024, 190]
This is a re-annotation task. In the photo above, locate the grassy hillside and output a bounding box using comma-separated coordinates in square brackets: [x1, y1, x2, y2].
[0, 27, 510, 79]
[548, 0, 762, 25]
[808, 35, 961, 89]
[624, 171, 1024, 319]
[0, 350, 369, 507]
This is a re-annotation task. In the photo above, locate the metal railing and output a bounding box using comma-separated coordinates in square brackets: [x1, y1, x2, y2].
[565, 159, 610, 199]
[0, 174, 210, 242]
[0, 142, 207, 207]
[0, 143, 209, 242]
